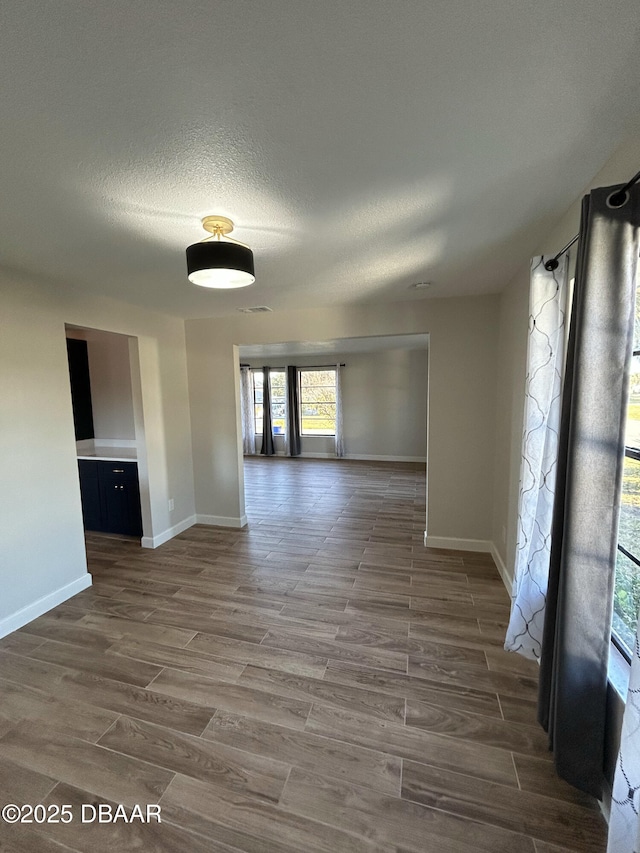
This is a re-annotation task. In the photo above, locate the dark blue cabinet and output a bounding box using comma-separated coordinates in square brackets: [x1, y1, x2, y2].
[78, 460, 142, 537]
[78, 460, 101, 531]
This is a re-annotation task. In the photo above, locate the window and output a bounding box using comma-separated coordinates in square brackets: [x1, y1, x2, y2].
[299, 368, 336, 436]
[252, 370, 263, 435]
[614, 288, 640, 659]
[252, 370, 286, 435]
[270, 371, 286, 434]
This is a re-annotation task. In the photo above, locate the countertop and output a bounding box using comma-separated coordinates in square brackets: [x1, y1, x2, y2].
[77, 445, 137, 462]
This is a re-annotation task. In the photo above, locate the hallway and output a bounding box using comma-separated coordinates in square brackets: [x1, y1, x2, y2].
[0, 458, 605, 851]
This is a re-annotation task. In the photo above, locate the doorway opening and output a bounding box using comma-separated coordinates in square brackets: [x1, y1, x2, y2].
[237, 334, 429, 538]
[65, 325, 151, 545]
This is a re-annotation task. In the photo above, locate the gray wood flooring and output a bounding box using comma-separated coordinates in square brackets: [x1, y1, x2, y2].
[0, 457, 606, 851]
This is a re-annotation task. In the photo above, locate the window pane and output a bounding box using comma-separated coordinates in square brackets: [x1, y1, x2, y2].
[613, 549, 639, 657]
[613, 286, 640, 655]
[618, 456, 640, 556]
[270, 372, 286, 394]
[301, 403, 335, 418]
[251, 370, 287, 435]
[272, 401, 286, 432]
[271, 372, 286, 434]
[614, 455, 640, 656]
[253, 372, 263, 433]
[299, 369, 336, 436]
[301, 419, 335, 434]
[628, 355, 640, 450]
[300, 370, 335, 387]
[302, 387, 336, 404]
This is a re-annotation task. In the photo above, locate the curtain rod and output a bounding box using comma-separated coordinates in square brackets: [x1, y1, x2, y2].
[240, 363, 345, 369]
[544, 168, 640, 271]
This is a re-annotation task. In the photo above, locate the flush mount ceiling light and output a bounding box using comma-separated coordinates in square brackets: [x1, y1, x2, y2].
[186, 216, 255, 289]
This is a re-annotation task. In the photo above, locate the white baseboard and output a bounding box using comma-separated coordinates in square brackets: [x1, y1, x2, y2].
[141, 515, 197, 549]
[0, 574, 93, 639]
[196, 514, 248, 529]
[424, 537, 512, 590]
[425, 536, 492, 553]
[490, 542, 512, 593]
[246, 452, 426, 463]
[346, 454, 426, 463]
[246, 452, 333, 459]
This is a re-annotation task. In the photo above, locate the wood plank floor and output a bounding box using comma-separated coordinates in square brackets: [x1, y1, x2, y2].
[0, 457, 606, 852]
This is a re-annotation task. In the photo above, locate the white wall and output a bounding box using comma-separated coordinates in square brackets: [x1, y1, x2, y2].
[344, 348, 427, 460]
[0, 269, 196, 636]
[66, 326, 137, 440]
[492, 135, 640, 584]
[244, 348, 428, 461]
[86, 329, 136, 440]
[186, 296, 499, 542]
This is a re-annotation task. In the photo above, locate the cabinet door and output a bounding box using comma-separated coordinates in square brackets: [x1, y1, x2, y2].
[78, 460, 103, 531]
[99, 472, 142, 536]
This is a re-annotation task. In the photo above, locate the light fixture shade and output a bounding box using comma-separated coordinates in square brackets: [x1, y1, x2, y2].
[186, 241, 255, 289]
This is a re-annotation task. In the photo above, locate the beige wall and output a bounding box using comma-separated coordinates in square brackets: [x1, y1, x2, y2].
[244, 348, 428, 460]
[66, 326, 137, 440]
[0, 269, 195, 634]
[186, 296, 499, 541]
[86, 329, 136, 440]
[492, 135, 640, 582]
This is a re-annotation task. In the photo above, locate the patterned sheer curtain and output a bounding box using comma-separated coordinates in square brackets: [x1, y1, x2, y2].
[609, 629, 640, 852]
[335, 363, 345, 458]
[240, 366, 256, 455]
[504, 255, 568, 660]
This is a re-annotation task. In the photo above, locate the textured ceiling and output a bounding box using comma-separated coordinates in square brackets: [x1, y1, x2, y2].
[1, 1, 639, 319]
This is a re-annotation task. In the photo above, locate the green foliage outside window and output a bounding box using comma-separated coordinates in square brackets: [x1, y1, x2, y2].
[299, 369, 336, 435]
[613, 293, 640, 656]
[615, 453, 640, 652]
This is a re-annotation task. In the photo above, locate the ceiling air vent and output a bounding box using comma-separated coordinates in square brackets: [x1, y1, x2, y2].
[236, 306, 273, 313]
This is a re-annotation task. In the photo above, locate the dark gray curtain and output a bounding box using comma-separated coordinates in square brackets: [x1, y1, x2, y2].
[538, 183, 640, 798]
[286, 365, 301, 456]
[260, 366, 275, 456]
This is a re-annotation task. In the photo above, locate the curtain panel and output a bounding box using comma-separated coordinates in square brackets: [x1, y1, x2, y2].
[286, 365, 301, 456]
[538, 183, 640, 799]
[261, 366, 275, 456]
[335, 363, 345, 458]
[505, 256, 568, 661]
[240, 366, 256, 456]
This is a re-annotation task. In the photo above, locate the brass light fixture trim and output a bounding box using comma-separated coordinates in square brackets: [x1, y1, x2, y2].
[201, 215, 235, 238]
